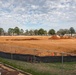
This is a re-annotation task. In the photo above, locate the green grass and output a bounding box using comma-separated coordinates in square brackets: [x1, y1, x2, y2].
[0, 57, 76, 75]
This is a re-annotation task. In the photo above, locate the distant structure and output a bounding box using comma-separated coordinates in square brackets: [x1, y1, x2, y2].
[64, 34, 76, 37]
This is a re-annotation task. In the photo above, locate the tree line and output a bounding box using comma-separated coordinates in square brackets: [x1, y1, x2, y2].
[0, 27, 76, 36]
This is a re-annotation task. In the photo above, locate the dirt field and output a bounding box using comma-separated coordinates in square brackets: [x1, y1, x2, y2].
[0, 36, 76, 56]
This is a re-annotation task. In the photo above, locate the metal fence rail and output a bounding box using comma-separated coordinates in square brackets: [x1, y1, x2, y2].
[0, 43, 76, 75]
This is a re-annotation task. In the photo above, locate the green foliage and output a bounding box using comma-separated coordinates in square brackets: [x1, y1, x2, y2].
[0, 27, 76, 36]
[0, 28, 4, 35]
[48, 29, 55, 35]
[57, 29, 70, 36]
[29, 30, 34, 35]
[8, 28, 14, 36]
[14, 27, 20, 35]
[25, 29, 29, 35]
[38, 28, 45, 35]
[0, 57, 76, 75]
[34, 29, 38, 35]
[20, 29, 24, 35]
[25, 29, 47, 36]
[69, 27, 75, 36]
[8, 27, 21, 35]
[44, 30, 47, 35]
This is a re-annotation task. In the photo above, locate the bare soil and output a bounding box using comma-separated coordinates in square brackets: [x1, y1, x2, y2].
[0, 36, 76, 56]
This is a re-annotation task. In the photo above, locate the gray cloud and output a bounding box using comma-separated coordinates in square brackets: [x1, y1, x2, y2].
[0, 0, 76, 30]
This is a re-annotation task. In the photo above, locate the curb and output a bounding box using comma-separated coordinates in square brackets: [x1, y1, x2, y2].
[0, 62, 32, 75]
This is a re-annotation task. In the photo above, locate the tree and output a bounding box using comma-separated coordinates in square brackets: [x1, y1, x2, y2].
[34, 29, 38, 35]
[29, 30, 34, 35]
[38, 28, 45, 35]
[20, 29, 24, 35]
[25, 29, 29, 35]
[44, 30, 47, 35]
[63, 29, 70, 34]
[48, 29, 55, 35]
[14, 27, 20, 35]
[0, 28, 4, 35]
[8, 28, 14, 36]
[57, 29, 65, 36]
[69, 27, 75, 36]
[57, 29, 70, 36]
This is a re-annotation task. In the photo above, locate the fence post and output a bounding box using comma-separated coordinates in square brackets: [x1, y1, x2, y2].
[11, 46, 13, 60]
[62, 53, 64, 64]
[61, 52, 64, 75]
[33, 49, 36, 63]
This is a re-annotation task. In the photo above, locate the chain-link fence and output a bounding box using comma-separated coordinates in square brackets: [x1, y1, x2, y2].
[0, 43, 76, 75]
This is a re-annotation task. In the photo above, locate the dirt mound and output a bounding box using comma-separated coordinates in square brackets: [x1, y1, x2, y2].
[49, 35, 60, 40]
[6, 38, 40, 41]
[70, 50, 76, 54]
[60, 36, 71, 39]
[0, 36, 76, 56]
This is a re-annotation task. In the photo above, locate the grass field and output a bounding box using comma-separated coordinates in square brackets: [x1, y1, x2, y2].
[0, 36, 76, 56]
[0, 57, 76, 75]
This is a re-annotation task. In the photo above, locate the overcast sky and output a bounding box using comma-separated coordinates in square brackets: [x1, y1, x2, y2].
[0, 0, 76, 31]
